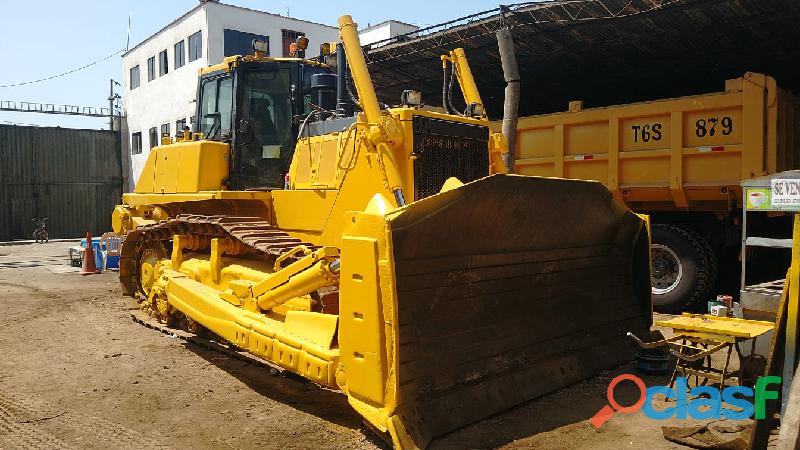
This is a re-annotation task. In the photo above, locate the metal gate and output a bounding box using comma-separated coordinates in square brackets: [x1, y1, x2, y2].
[0, 125, 121, 241]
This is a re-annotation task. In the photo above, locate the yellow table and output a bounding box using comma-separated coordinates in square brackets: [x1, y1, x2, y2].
[631, 313, 774, 389]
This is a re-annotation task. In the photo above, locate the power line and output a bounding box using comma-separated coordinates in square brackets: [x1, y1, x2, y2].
[0, 48, 125, 88]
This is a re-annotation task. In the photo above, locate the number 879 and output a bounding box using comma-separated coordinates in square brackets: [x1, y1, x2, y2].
[696, 116, 733, 137]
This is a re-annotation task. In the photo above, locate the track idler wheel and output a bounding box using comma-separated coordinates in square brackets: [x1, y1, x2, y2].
[138, 255, 173, 324]
[138, 241, 167, 298]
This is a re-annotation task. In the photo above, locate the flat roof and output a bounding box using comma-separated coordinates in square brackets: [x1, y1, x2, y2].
[364, 0, 800, 119]
[123, 1, 336, 58]
[360, 19, 419, 33]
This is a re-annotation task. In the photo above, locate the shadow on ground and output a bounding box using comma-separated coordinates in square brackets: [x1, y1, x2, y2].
[181, 336, 674, 450]
[431, 361, 673, 449]
[181, 339, 360, 427]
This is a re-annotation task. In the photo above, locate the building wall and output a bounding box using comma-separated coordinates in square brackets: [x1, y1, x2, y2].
[122, 7, 208, 182]
[122, 4, 340, 185]
[204, 3, 339, 64]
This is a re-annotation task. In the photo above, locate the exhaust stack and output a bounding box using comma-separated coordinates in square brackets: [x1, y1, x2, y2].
[335, 42, 354, 117]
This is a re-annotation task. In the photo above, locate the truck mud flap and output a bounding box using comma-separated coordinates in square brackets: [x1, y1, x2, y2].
[339, 174, 652, 449]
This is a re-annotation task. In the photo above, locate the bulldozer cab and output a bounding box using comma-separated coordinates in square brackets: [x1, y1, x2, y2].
[195, 59, 333, 190]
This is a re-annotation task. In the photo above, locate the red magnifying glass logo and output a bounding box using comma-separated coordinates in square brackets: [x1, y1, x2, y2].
[590, 374, 646, 428]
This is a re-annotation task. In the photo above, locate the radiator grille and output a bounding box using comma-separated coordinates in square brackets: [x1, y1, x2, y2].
[412, 116, 489, 200]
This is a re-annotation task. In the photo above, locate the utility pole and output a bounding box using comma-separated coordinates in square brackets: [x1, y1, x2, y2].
[107, 78, 124, 195]
[108, 78, 121, 131]
[109, 79, 114, 131]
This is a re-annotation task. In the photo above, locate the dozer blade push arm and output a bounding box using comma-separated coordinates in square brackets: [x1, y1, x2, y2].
[251, 247, 340, 310]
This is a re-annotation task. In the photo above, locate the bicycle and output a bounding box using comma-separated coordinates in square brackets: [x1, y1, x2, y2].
[32, 218, 48, 244]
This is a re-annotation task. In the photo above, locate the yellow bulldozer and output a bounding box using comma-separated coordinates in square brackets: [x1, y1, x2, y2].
[112, 15, 652, 449]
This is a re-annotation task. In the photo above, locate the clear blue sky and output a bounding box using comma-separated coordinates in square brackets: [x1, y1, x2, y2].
[0, 0, 503, 129]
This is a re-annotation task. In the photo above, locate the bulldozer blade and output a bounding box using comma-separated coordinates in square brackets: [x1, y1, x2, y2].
[338, 174, 652, 449]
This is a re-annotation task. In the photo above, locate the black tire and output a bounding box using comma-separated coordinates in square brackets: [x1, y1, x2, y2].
[650, 225, 713, 313]
[33, 230, 47, 244]
[698, 236, 718, 298]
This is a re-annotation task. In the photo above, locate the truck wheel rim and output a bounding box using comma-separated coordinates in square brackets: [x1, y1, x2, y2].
[651, 244, 682, 295]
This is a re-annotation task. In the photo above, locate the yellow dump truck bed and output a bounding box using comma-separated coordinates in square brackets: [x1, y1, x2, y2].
[511, 73, 800, 212]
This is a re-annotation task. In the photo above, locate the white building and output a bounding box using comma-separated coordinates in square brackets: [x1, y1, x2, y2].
[122, 1, 339, 183]
[358, 20, 419, 46]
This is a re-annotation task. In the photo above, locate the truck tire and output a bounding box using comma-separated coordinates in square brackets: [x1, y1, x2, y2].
[650, 225, 714, 313]
[698, 236, 719, 298]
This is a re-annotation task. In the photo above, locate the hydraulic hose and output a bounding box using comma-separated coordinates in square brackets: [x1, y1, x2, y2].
[447, 63, 465, 116]
[345, 70, 362, 112]
[442, 63, 452, 114]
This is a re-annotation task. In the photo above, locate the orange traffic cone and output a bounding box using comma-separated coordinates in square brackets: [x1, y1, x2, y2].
[81, 231, 100, 275]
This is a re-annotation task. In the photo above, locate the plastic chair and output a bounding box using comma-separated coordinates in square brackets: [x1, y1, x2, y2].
[99, 232, 123, 271]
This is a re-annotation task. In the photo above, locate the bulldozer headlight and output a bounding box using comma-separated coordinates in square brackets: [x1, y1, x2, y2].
[466, 102, 484, 117]
[401, 90, 422, 107]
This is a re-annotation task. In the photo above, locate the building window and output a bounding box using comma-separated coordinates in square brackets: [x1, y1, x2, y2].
[188, 31, 202, 62]
[131, 132, 142, 154]
[147, 56, 155, 81]
[160, 123, 170, 139]
[158, 50, 168, 76]
[174, 40, 185, 69]
[149, 127, 158, 149]
[282, 30, 304, 57]
[176, 118, 187, 136]
[129, 65, 140, 89]
[223, 29, 269, 57]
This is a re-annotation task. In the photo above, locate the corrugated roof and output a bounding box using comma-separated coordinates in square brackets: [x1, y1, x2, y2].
[364, 0, 800, 119]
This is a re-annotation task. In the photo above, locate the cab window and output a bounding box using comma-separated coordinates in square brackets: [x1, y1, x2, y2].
[236, 69, 293, 189]
[199, 75, 233, 139]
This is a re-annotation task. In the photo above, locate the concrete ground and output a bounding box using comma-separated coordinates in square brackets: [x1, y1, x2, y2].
[0, 241, 756, 449]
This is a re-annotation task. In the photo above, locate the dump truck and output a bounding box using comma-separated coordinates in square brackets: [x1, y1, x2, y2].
[510, 74, 800, 312]
[112, 15, 651, 449]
